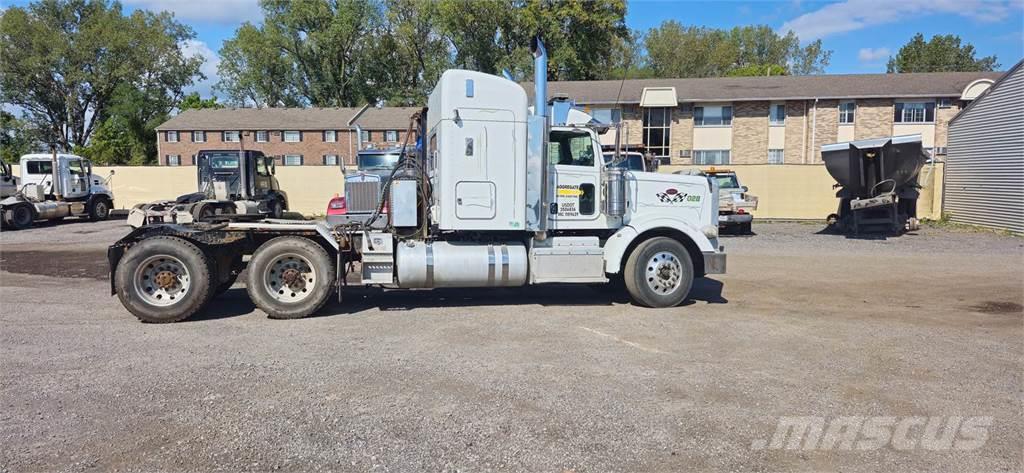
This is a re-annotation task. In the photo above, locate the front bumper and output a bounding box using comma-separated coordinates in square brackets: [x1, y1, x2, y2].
[718, 213, 753, 224]
[702, 249, 727, 274]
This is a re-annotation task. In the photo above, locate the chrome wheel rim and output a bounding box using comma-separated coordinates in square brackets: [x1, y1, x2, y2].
[95, 201, 108, 218]
[133, 255, 191, 307]
[264, 253, 317, 303]
[645, 251, 682, 295]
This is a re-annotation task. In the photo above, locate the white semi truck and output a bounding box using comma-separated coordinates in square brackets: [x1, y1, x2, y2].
[1, 153, 114, 230]
[108, 39, 726, 323]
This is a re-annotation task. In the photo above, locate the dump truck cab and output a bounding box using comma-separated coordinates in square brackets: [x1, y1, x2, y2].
[127, 150, 288, 227]
[0, 153, 114, 230]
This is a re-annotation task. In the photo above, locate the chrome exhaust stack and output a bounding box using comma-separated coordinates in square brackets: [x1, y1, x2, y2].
[526, 37, 549, 237]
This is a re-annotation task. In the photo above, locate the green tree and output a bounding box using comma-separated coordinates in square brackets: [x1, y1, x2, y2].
[217, 0, 385, 107]
[887, 33, 999, 73]
[0, 0, 203, 150]
[1, 111, 41, 163]
[643, 22, 831, 78]
[726, 64, 789, 77]
[179, 92, 221, 111]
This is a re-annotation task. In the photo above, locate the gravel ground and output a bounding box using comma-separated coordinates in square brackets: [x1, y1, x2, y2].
[1, 219, 1021, 472]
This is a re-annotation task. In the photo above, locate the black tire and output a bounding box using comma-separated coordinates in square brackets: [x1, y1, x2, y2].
[114, 236, 212, 323]
[89, 197, 111, 221]
[268, 198, 284, 219]
[246, 236, 334, 319]
[623, 237, 695, 308]
[196, 204, 216, 222]
[8, 204, 34, 230]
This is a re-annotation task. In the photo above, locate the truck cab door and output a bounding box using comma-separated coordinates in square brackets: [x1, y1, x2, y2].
[65, 159, 89, 198]
[547, 128, 601, 228]
[253, 156, 273, 196]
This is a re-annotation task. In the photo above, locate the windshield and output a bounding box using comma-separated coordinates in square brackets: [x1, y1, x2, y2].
[712, 174, 740, 189]
[358, 153, 400, 170]
[200, 152, 241, 170]
[603, 152, 644, 171]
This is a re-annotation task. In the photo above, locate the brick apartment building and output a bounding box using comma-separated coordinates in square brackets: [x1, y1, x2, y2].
[155, 105, 417, 166]
[156, 71, 1001, 166]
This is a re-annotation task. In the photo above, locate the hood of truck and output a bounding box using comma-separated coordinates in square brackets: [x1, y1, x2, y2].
[624, 171, 717, 232]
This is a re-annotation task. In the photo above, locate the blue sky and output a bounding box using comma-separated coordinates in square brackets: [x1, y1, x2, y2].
[2, 0, 1022, 98]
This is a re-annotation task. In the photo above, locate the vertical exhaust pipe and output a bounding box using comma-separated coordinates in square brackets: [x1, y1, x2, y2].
[530, 37, 547, 117]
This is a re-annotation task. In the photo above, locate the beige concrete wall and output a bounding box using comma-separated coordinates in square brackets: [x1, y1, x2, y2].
[15, 162, 943, 221]
[82, 165, 346, 216]
[662, 163, 944, 220]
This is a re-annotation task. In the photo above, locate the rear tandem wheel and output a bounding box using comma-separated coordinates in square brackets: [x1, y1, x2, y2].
[114, 236, 213, 323]
[245, 236, 335, 319]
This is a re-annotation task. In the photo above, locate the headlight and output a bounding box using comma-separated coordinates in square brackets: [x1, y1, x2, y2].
[701, 224, 718, 239]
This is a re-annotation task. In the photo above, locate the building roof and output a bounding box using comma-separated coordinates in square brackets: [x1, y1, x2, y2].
[950, 60, 1023, 126]
[156, 71, 1005, 131]
[527, 71, 1005, 104]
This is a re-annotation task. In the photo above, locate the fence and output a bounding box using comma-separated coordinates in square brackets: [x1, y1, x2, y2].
[10, 163, 944, 220]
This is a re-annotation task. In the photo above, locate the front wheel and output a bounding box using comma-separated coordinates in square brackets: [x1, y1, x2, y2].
[7, 204, 34, 230]
[89, 198, 111, 221]
[245, 236, 335, 319]
[623, 237, 695, 308]
[267, 198, 284, 219]
[114, 236, 212, 323]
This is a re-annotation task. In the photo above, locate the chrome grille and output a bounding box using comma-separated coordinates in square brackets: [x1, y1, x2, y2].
[346, 180, 381, 213]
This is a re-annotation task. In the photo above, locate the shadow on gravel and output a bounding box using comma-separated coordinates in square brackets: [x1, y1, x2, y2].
[0, 249, 108, 279]
[313, 277, 728, 317]
[189, 287, 256, 321]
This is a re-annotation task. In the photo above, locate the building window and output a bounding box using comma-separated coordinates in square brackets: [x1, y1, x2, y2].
[283, 154, 303, 166]
[166, 131, 179, 143]
[693, 150, 730, 165]
[894, 102, 935, 123]
[937, 98, 953, 109]
[192, 131, 205, 143]
[642, 107, 671, 159]
[591, 108, 622, 124]
[385, 130, 398, 142]
[360, 130, 370, 142]
[770, 104, 786, 126]
[323, 130, 337, 142]
[694, 105, 732, 126]
[283, 131, 302, 142]
[768, 149, 784, 164]
[839, 101, 856, 124]
[323, 154, 339, 166]
[166, 155, 181, 166]
[255, 130, 269, 143]
[223, 131, 240, 142]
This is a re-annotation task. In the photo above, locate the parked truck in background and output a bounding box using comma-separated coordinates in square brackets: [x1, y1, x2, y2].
[325, 147, 408, 226]
[1, 153, 114, 230]
[127, 150, 288, 228]
[1, 158, 18, 198]
[107, 38, 726, 323]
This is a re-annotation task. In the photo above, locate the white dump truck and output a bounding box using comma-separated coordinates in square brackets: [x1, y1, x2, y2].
[1, 153, 114, 230]
[108, 38, 726, 323]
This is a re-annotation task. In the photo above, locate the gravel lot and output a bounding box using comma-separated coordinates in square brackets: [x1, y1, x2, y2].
[2, 218, 1022, 472]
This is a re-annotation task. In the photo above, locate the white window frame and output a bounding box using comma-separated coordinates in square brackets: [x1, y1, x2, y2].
[839, 101, 856, 125]
[323, 154, 339, 166]
[694, 105, 732, 127]
[769, 104, 786, 126]
[166, 155, 181, 166]
[360, 130, 370, 142]
[768, 149, 784, 164]
[283, 131, 302, 143]
[283, 154, 303, 166]
[223, 130, 241, 143]
[323, 130, 337, 142]
[255, 130, 269, 143]
[385, 130, 398, 142]
[192, 131, 205, 143]
[894, 101, 935, 123]
[693, 150, 730, 165]
[166, 131, 179, 143]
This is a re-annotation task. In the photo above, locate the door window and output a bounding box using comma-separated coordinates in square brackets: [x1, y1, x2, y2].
[548, 130, 595, 167]
[68, 160, 85, 176]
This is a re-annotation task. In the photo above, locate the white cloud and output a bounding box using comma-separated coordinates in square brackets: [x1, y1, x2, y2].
[123, 0, 262, 24]
[857, 47, 890, 63]
[181, 39, 221, 98]
[780, 0, 1014, 40]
